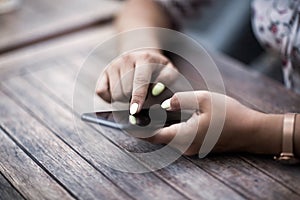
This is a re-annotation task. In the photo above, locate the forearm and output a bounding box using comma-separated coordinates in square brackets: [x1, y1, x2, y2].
[248, 113, 283, 155]
[116, 0, 172, 32]
[115, 0, 172, 52]
[248, 112, 300, 158]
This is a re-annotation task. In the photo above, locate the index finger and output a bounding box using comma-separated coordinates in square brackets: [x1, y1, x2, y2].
[130, 62, 153, 114]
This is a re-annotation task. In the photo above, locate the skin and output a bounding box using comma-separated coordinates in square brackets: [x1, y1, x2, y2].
[97, 0, 300, 158]
[145, 91, 285, 156]
[97, 0, 174, 112]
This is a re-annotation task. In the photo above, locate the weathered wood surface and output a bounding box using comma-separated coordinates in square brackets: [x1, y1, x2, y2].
[21, 53, 299, 200]
[0, 0, 121, 53]
[0, 91, 132, 200]
[0, 171, 24, 200]
[2, 65, 244, 199]
[2, 76, 191, 200]
[0, 25, 114, 79]
[0, 26, 300, 200]
[0, 128, 74, 200]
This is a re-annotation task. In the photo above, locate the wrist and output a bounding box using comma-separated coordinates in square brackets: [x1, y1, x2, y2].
[118, 32, 161, 54]
[293, 114, 300, 158]
[247, 112, 283, 155]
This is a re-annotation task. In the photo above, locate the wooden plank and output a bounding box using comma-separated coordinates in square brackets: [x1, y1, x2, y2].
[172, 53, 300, 197]
[213, 53, 300, 113]
[0, 128, 73, 200]
[187, 155, 300, 199]
[2, 77, 188, 200]
[0, 26, 115, 79]
[18, 56, 246, 199]
[0, 91, 133, 200]
[20, 49, 300, 199]
[47, 53, 299, 198]
[1, 57, 246, 198]
[0, 0, 121, 52]
[0, 26, 299, 199]
[210, 54, 300, 196]
[0, 172, 24, 200]
[241, 155, 300, 195]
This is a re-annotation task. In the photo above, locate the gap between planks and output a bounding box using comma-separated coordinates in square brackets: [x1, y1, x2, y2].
[0, 91, 135, 200]
[1, 79, 190, 199]
[13, 60, 300, 199]
[1, 70, 245, 199]
[0, 127, 75, 200]
[25, 54, 300, 198]
[0, 170, 25, 200]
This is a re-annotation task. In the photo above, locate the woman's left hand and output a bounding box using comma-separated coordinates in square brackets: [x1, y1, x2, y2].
[145, 91, 283, 156]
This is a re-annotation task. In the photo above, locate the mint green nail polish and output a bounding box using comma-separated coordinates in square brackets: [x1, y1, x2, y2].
[152, 82, 165, 96]
[129, 115, 137, 125]
[161, 98, 171, 110]
[130, 103, 139, 115]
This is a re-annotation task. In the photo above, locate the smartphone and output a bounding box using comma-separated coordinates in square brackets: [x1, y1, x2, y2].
[81, 107, 192, 130]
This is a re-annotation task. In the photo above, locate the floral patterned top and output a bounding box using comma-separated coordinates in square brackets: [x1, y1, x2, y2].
[252, 0, 300, 94]
[155, 0, 300, 94]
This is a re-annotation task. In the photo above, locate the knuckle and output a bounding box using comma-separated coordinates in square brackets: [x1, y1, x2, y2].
[111, 93, 123, 101]
[131, 93, 145, 101]
[183, 146, 198, 156]
[122, 54, 132, 63]
[96, 90, 111, 102]
[159, 73, 172, 81]
[106, 65, 115, 73]
[141, 52, 152, 60]
[96, 87, 107, 95]
[123, 85, 132, 96]
[197, 91, 211, 102]
[170, 93, 180, 109]
[134, 76, 148, 85]
[161, 57, 170, 65]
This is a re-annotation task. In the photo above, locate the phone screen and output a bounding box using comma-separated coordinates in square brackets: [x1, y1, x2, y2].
[81, 107, 192, 130]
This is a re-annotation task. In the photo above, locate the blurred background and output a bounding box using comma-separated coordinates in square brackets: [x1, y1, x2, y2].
[183, 0, 283, 83]
[0, 0, 283, 83]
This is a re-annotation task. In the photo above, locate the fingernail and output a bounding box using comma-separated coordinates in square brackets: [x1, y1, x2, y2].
[152, 82, 165, 96]
[129, 115, 137, 125]
[130, 103, 139, 115]
[161, 98, 171, 110]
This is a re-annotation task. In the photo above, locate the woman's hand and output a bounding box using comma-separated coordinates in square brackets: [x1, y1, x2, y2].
[147, 91, 283, 156]
[96, 50, 178, 114]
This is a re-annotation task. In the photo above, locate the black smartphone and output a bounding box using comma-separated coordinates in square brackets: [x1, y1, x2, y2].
[81, 107, 192, 130]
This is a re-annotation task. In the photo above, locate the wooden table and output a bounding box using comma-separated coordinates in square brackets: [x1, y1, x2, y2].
[1, 22, 300, 200]
[0, 0, 120, 53]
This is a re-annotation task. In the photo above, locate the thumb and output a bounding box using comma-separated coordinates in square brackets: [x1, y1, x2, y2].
[161, 91, 212, 111]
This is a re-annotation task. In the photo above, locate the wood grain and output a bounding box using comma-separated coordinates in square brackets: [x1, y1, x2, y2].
[19, 57, 246, 199]
[0, 25, 115, 79]
[18, 47, 299, 199]
[241, 155, 300, 195]
[0, 0, 121, 53]
[2, 77, 188, 200]
[57, 60, 300, 199]
[168, 53, 300, 197]
[0, 128, 73, 200]
[0, 91, 132, 200]
[213, 53, 300, 113]
[1, 26, 300, 199]
[0, 172, 24, 200]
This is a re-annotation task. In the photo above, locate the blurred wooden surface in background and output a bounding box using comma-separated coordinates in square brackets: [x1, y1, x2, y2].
[0, 0, 120, 53]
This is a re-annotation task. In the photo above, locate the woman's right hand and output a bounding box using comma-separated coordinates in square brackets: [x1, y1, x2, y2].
[96, 50, 178, 114]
